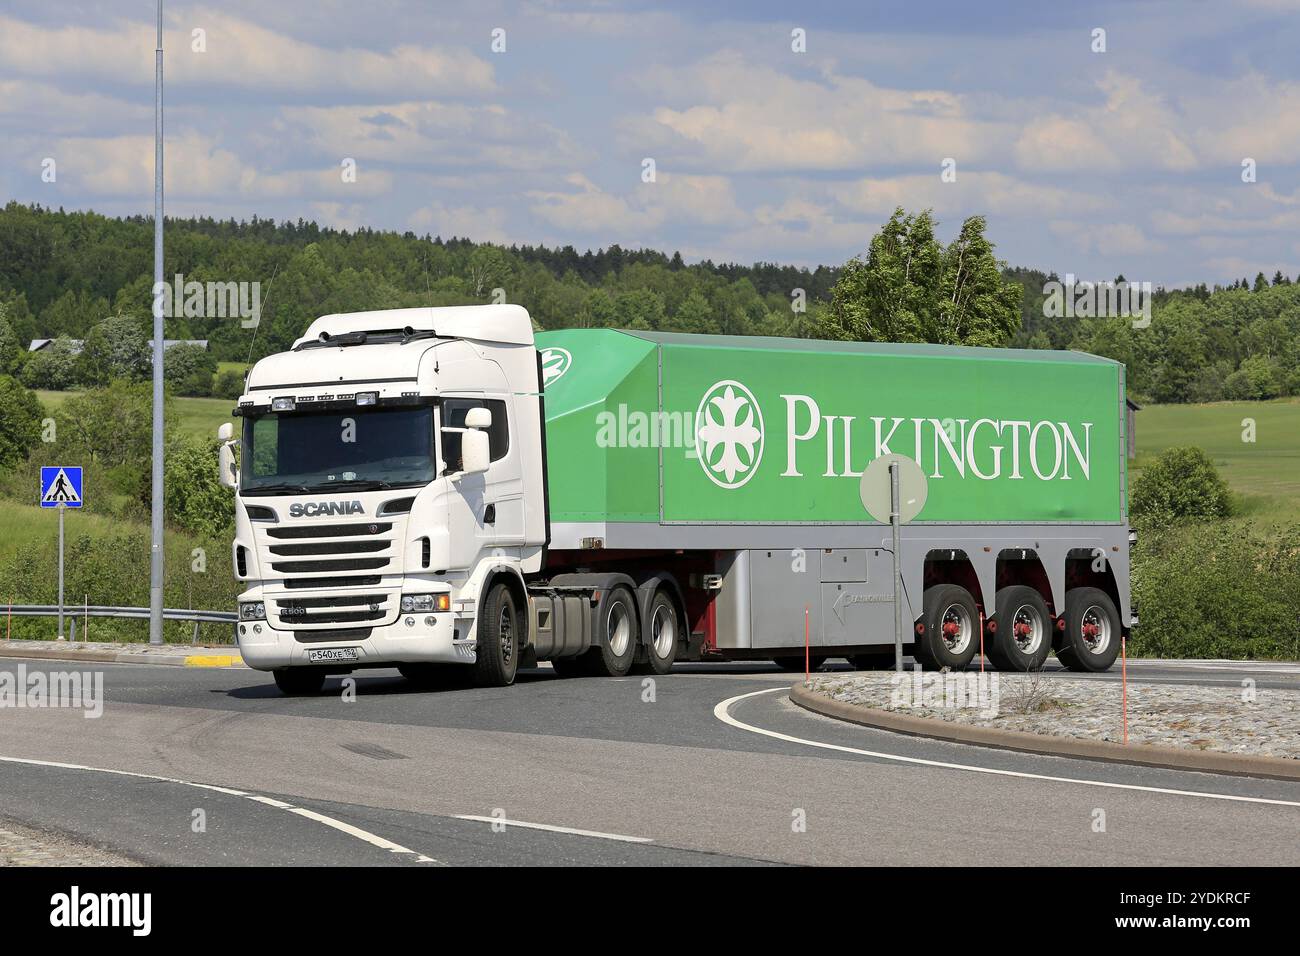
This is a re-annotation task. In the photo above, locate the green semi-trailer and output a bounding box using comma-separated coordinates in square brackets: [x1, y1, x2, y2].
[224, 307, 1132, 695]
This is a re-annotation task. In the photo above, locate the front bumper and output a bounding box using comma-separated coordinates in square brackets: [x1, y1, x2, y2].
[236, 611, 473, 671]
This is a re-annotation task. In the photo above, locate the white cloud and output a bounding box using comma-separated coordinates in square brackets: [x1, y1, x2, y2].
[528, 172, 745, 235]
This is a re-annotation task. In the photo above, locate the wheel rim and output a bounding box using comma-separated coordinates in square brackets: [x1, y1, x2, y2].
[651, 603, 676, 659]
[498, 603, 514, 664]
[1010, 603, 1045, 655]
[939, 604, 972, 654]
[1080, 605, 1112, 655]
[607, 601, 631, 656]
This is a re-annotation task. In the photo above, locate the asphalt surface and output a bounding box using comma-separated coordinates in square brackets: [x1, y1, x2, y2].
[0, 655, 1296, 866]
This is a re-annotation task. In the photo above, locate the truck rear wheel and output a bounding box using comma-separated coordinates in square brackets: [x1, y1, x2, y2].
[273, 669, 326, 696]
[913, 584, 979, 670]
[474, 582, 520, 687]
[987, 585, 1053, 671]
[1056, 587, 1122, 672]
[634, 590, 678, 675]
[579, 586, 639, 677]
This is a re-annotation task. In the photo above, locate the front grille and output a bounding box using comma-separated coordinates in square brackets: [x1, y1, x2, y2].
[283, 575, 382, 590]
[276, 593, 389, 625]
[267, 522, 391, 539]
[269, 540, 388, 556]
[270, 557, 389, 573]
[295, 628, 372, 643]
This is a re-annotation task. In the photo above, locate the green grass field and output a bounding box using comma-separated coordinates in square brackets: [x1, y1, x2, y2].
[36, 389, 235, 442]
[1132, 396, 1300, 521]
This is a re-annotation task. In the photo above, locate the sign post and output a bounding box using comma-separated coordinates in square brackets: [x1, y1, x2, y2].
[40, 466, 83, 642]
[859, 454, 927, 672]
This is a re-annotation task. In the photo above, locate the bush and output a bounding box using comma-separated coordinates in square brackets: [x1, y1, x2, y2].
[164, 343, 217, 396]
[19, 337, 79, 390]
[1130, 446, 1232, 520]
[0, 375, 42, 470]
[212, 368, 246, 400]
[164, 435, 234, 538]
[1130, 518, 1300, 660]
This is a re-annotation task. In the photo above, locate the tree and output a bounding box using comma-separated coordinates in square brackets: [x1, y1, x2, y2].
[0, 375, 42, 469]
[0, 305, 18, 372]
[212, 367, 245, 400]
[77, 314, 151, 385]
[1224, 355, 1282, 400]
[19, 337, 79, 390]
[56, 380, 170, 502]
[163, 343, 217, 396]
[163, 435, 233, 538]
[1130, 446, 1232, 520]
[822, 208, 1021, 347]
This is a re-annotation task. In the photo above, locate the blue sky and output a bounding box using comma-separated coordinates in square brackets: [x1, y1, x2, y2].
[3, 0, 1300, 286]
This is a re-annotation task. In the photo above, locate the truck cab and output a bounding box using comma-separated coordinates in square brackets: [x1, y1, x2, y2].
[221, 305, 547, 694]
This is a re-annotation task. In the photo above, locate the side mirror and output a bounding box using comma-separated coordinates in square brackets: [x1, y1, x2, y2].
[464, 406, 492, 430]
[217, 422, 235, 442]
[218, 442, 239, 489]
[460, 429, 490, 475]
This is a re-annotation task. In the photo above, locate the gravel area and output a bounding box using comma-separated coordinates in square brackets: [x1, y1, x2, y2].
[0, 819, 138, 866]
[806, 671, 1300, 759]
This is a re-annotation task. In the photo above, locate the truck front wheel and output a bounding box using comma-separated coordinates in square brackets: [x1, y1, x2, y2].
[475, 582, 520, 687]
[913, 584, 980, 670]
[987, 585, 1053, 671]
[1055, 587, 1122, 672]
[273, 669, 326, 696]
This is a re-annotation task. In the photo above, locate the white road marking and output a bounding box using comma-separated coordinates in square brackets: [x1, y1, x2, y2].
[0, 754, 441, 864]
[455, 814, 653, 843]
[714, 687, 1300, 809]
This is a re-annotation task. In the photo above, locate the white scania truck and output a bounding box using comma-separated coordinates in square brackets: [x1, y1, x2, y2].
[220, 305, 1134, 694]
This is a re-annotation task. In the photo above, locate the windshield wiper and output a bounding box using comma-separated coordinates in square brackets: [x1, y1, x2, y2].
[312, 478, 395, 491]
[241, 482, 313, 496]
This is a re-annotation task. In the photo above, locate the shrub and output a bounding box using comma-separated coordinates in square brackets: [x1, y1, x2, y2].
[19, 337, 79, 390]
[77, 314, 151, 386]
[0, 375, 42, 469]
[164, 343, 217, 396]
[1130, 446, 1232, 520]
[164, 435, 234, 538]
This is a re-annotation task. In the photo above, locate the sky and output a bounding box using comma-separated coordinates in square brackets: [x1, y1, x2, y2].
[3, 0, 1300, 286]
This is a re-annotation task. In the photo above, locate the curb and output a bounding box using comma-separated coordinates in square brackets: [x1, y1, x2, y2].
[0, 643, 247, 669]
[789, 682, 1300, 782]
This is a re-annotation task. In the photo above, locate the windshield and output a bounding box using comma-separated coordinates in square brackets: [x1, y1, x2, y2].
[240, 405, 435, 494]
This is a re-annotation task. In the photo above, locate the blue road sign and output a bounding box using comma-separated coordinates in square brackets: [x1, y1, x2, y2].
[40, 466, 83, 508]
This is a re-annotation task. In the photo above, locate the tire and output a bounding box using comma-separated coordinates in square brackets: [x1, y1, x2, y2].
[912, 583, 980, 670]
[273, 669, 326, 696]
[578, 586, 639, 677]
[772, 655, 827, 673]
[474, 582, 520, 687]
[986, 585, 1053, 671]
[1056, 587, 1123, 672]
[633, 590, 678, 675]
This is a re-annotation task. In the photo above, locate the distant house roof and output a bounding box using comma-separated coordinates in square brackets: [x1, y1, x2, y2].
[28, 338, 207, 352]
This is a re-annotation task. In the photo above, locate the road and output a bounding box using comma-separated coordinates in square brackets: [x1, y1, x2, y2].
[0, 656, 1296, 866]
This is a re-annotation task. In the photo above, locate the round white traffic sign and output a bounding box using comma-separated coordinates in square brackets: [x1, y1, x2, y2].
[858, 454, 928, 524]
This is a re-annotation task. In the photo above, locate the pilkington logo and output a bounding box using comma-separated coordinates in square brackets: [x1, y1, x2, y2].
[695, 380, 765, 488]
[693, 384, 1095, 490]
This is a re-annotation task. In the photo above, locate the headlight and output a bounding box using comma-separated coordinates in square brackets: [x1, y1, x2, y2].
[240, 602, 266, 621]
[356, 391, 378, 406]
[401, 594, 449, 612]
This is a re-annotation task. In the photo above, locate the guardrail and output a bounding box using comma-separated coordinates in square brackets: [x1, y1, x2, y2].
[3, 604, 237, 642]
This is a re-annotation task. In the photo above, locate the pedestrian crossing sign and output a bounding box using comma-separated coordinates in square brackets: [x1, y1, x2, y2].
[40, 466, 83, 508]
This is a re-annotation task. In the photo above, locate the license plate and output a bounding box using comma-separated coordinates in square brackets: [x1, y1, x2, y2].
[307, 647, 360, 663]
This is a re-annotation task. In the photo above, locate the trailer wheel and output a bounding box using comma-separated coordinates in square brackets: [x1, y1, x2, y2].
[273, 669, 326, 696]
[579, 586, 639, 677]
[1056, 587, 1123, 672]
[474, 582, 520, 687]
[772, 655, 827, 673]
[986, 585, 1053, 671]
[913, 584, 979, 670]
[634, 590, 678, 675]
